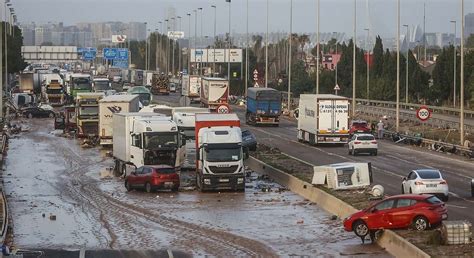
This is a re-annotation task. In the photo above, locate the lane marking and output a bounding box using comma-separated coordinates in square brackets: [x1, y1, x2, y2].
[167, 249, 174, 258]
[79, 248, 85, 258]
[446, 204, 468, 209]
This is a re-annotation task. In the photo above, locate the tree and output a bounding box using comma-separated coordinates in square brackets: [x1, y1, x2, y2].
[372, 36, 384, 78]
[2, 23, 27, 74]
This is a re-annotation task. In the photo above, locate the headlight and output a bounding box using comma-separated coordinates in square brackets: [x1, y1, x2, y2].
[204, 179, 211, 185]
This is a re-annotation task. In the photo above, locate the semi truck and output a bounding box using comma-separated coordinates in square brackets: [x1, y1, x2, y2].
[246, 87, 281, 126]
[172, 107, 210, 170]
[200, 77, 229, 111]
[42, 73, 65, 106]
[181, 75, 201, 103]
[92, 77, 112, 92]
[297, 94, 350, 145]
[195, 113, 246, 191]
[98, 95, 140, 145]
[150, 73, 170, 95]
[76, 92, 104, 138]
[113, 113, 181, 177]
[70, 74, 93, 100]
[19, 73, 34, 93]
[128, 86, 152, 106]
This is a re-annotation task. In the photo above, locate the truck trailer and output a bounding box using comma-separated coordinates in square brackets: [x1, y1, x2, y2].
[98, 95, 140, 145]
[297, 94, 350, 145]
[246, 87, 281, 126]
[76, 92, 104, 138]
[200, 77, 229, 111]
[181, 75, 201, 103]
[195, 113, 246, 191]
[113, 113, 181, 177]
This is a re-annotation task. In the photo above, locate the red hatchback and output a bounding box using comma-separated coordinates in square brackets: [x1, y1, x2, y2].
[349, 120, 371, 136]
[125, 165, 180, 192]
[343, 194, 447, 238]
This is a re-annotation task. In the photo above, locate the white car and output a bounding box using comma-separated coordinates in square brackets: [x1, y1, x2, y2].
[348, 133, 378, 156]
[401, 169, 449, 201]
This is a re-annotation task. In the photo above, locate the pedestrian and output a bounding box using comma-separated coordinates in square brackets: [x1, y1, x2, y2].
[377, 120, 384, 139]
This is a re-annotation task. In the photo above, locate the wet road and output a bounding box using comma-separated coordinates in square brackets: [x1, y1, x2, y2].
[154, 93, 474, 225]
[3, 117, 388, 257]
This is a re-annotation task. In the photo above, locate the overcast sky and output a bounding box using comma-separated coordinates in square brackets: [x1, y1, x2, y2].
[12, 0, 474, 37]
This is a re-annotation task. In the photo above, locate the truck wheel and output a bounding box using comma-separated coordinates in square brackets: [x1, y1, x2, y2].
[121, 164, 127, 178]
[125, 180, 132, 192]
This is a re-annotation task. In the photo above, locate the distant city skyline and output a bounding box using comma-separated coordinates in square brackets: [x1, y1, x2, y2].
[12, 0, 474, 38]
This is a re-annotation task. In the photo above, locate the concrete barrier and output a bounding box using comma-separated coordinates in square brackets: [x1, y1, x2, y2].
[246, 156, 430, 258]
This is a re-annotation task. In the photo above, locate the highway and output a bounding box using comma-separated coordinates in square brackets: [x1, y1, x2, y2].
[154, 93, 474, 224]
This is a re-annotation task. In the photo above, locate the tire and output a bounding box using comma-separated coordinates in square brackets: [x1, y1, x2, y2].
[121, 164, 127, 177]
[412, 216, 429, 231]
[348, 148, 352, 155]
[48, 112, 55, 118]
[441, 195, 449, 202]
[353, 220, 369, 238]
[27, 113, 33, 119]
[352, 147, 356, 156]
[125, 180, 132, 192]
[145, 182, 152, 193]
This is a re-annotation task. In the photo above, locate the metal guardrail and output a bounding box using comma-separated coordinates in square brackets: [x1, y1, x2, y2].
[354, 98, 474, 119]
[384, 130, 473, 158]
[0, 134, 8, 244]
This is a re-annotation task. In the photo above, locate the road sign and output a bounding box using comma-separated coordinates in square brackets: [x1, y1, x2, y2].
[168, 31, 185, 39]
[103, 48, 118, 60]
[334, 84, 340, 91]
[112, 59, 129, 69]
[253, 69, 258, 75]
[416, 106, 431, 121]
[117, 48, 129, 60]
[216, 104, 230, 114]
[82, 51, 96, 61]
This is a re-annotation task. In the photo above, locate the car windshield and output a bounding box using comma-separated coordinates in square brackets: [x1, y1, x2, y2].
[180, 128, 195, 140]
[357, 135, 375, 141]
[136, 93, 150, 104]
[73, 78, 91, 90]
[154, 167, 175, 174]
[206, 147, 241, 162]
[144, 132, 178, 149]
[79, 107, 98, 116]
[352, 122, 367, 127]
[94, 81, 110, 90]
[417, 170, 441, 179]
[426, 196, 443, 204]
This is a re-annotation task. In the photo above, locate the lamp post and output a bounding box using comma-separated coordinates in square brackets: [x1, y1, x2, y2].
[165, 19, 170, 75]
[288, 0, 293, 112]
[460, 0, 465, 145]
[316, 0, 320, 94]
[158, 21, 162, 72]
[450, 20, 457, 108]
[155, 28, 159, 71]
[403, 24, 409, 103]
[227, 0, 232, 86]
[396, 0, 400, 132]
[193, 9, 197, 75]
[5, 1, 11, 86]
[144, 22, 148, 70]
[265, 0, 269, 88]
[198, 7, 203, 76]
[211, 5, 217, 76]
[178, 16, 182, 74]
[352, 0, 356, 117]
[364, 28, 370, 100]
[187, 13, 191, 74]
[171, 17, 176, 76]
[245, 0, 249, 94]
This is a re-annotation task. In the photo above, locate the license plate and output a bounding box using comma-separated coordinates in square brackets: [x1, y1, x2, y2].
[426, 184, 437, 188]
[219, 178, 229, 183]
[164, 182, 174, 187]
[363, 142, 370, 145]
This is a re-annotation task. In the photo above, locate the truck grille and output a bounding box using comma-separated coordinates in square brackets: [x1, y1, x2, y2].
[208, 165, 238, 174]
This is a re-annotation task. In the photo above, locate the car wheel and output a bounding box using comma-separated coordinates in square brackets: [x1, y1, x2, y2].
[145, 182, 152, 193]
[352, 147, 356, 156]
[441, 195, 449, 202]
[413, 216, 429, 231]
[353, 220, 369, 238]
[125, 180, 132, 192]
[48, 112, 55, 118]
[348, 148, 352, 155]
[27, 113, 33, 119]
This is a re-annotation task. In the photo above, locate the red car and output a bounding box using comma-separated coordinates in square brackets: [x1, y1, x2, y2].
[125, 165, 180, 192]
[343, 194, 447, 238]
[349, 120, 371, 136]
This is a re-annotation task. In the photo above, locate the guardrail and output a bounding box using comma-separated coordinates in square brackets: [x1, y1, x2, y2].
[384, 130, 473, 158]
[354, 98, 474, 119]
[0, 134, 8, 244]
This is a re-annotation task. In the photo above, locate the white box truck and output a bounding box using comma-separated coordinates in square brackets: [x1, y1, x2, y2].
[200, 77, 229, 112]
[297, 94, 350, 145]
[98, 95, 140, 145]
[181, 75, 201, 103]
[172, 107, 210, 170]
[113, 113, 182, 177]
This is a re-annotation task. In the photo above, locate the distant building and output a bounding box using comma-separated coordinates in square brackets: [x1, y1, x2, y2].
[127, 22, 146, 41]
[466, 13, 474, 37]
[321, 53, 341, 71]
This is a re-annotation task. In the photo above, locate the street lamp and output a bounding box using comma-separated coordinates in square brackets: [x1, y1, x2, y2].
[316, 0, 320, 94]
[144, 22, 148, 70]
[171, 17, 176, 76]
[165, 19, 170, 75]
[403, 24, 409, 104]
[265, 0, 269, 88]
[211, 5, 217, 76]
[333, 32, 339, 87]
[450, 20, 457, 108]
[193, 9, 197, 75]
[158, 21, 163, 72]
[177, 16, 182, 74]
[198, 8, 203, 76]
[245, 0, 249, 94]
[187, 13, 191, 74]
[352, 0, 356, 116]
[288, 0, 293, 112]
[460, 0, 465, 145]
[227, 0, 232, 86]
[396, 0, 400, 132]
[364, 29, 370, 101]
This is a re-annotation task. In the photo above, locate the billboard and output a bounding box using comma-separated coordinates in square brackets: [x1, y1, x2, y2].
[112, 35, 127, 43]
[190, 49, 242, 63]
[167, 31, 184, 39]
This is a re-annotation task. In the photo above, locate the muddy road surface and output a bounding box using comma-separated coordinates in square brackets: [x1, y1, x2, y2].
[3, 118, 389, 257]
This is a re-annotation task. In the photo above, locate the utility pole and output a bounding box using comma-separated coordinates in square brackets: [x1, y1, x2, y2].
[245, 0, 249, 94]
[352, 0, 356, 117]
[198, 8, 203, 76]
[460, 0, 465, 145]
[171, 17, 176, 76]
[178, 16, 182, 74]
[194, 9, 197, 75]
[364, 28, 370, 100]
[187, 13, 191, 75]
[211, 5, 217, 76]
[265, 0, 269, 88]
[155, 28, 159, 71]
[451, 20, 457, 108]
[403, 24, 409, 103]
[228, 0, 231, 85]
[396, 0, 400, 132]
[316, 0, 320, 94]
[423, 2, 426, 63]
[158, 21, 162, 72]
[288, 0, 293, 112]
[144, 22, 148, 70]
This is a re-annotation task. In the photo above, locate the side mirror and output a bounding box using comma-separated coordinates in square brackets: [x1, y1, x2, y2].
[243, 147, 249, 160]
[181, 137, 187, 146]
[402, 177, 407, 181]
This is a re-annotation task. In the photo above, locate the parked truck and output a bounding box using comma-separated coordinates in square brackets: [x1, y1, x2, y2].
[150, 73, 170, 95]
[113, 113, 181, 177]
[98, 95, 140, 145]
[297, 94, 350, 145]
[70, 74, 93, 100]
[200, 77, 229, 111]
[76, 92, 104, 138]
[43, 73, 66, 106]
[19, 73, 34, 93]
[246, 87, 281, 126]
[195, 113, 246, 191]
[181, 75, 201, 103]
[172, 107, 210, 171]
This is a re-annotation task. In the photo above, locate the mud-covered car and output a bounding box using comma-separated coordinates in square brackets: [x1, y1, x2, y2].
[22, 107, 56, 118]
